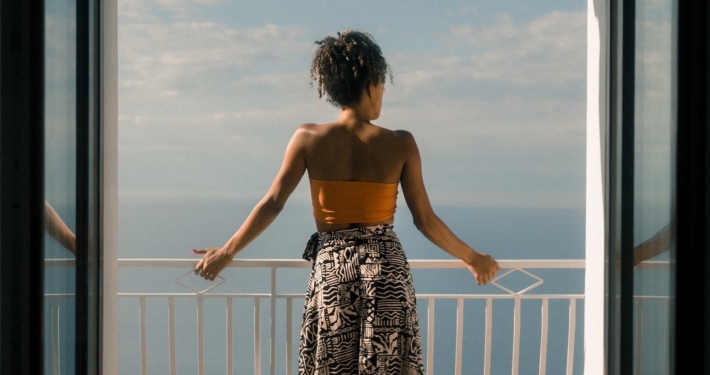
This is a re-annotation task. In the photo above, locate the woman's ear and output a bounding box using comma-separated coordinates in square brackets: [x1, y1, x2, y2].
[366, 82, 375, 98]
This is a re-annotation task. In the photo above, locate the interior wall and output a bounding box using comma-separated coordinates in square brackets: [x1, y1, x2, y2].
[585, 0, 609, 373]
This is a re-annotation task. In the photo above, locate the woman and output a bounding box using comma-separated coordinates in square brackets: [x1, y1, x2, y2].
[193, 30, 501, 375]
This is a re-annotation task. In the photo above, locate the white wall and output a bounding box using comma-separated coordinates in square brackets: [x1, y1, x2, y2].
[585, 0, 608, 374]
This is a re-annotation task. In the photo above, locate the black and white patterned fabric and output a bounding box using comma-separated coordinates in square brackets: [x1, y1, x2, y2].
[299, 225, 425, 375]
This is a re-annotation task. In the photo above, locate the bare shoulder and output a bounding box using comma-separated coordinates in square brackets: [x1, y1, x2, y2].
[393, 129, 415, 141]
[292, 123, 321, 142]
[296, 122, 319, 133]
[392, 129, 419, 153]
[293, 122, 345, 152]
[296, 122, 339, 138]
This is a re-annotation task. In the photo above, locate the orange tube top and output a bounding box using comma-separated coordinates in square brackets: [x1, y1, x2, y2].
[309, 178, 398, 224]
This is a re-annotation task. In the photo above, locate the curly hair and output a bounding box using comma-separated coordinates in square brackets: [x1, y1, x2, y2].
[310, 30, 391, 107]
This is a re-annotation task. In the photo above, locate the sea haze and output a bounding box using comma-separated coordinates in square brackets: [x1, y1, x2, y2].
[117, 197, 584, 261]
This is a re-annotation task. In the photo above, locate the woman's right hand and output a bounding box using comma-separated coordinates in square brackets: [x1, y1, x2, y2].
[466, 252, 502, 286]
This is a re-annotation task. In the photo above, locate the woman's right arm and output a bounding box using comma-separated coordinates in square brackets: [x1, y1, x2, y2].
[193, 125, 310, 280]
[398, 131, 501, 285]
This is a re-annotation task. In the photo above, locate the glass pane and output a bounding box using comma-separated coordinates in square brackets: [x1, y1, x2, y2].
[633, 0, 676, 373]
[44, 0, 77, 373]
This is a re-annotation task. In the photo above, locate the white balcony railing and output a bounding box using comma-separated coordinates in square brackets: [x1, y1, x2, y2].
[45, 258, 602, 375]
[45, 259, 675, 375]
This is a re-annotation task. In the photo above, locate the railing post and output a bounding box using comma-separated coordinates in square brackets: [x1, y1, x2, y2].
[539, 298, 549, 375]
[634, 299, 643, 375]
[565, 298, 577, 375]
[512, 297, 521, 375]
[197, 296, 205, 375]
[227, 297, 233, 375]
[484, 297, 493, 375]
[270, 267, 276, 375]
[53, 297, 60, 375]
[139, 297, 147, 375]
[664, 299, 670, 375]
[286, 297, 293, 375]
[168, 297, 176, 375]
[255, 297, 261, 375]
[455, 298, 464, 375]
[427, 298, 435, 375]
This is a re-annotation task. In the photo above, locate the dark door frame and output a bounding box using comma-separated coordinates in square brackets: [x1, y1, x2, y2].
[0, 1, 46, 373]
[0, 0, 105, 373]
[675, 0, 709, 373]
[76, 0, 104, 374]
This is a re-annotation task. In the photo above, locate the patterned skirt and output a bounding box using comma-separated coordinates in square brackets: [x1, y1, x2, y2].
[298, 225, 425, 375]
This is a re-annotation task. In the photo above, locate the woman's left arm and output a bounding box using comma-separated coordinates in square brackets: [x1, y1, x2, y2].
[193, 126, 310, 280]
[44, 200, 77, 254]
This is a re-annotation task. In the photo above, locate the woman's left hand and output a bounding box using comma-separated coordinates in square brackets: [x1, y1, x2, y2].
[192, 247, 233, 281]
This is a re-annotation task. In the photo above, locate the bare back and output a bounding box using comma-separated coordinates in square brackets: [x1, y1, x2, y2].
[300, 122, 409, 231]
[303, 122, 408, 184]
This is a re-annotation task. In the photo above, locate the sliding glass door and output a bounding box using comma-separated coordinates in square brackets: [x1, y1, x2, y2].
[631, 0, 676, 373]
[607, 0, 677, 373]
[44, 0, 79, 373]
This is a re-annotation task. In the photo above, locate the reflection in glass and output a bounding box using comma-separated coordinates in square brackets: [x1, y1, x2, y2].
[44, 0, 77, 373]
[633, 0, 676, 373]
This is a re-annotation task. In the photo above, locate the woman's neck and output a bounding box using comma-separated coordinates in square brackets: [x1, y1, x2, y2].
[338, 107, 372, 129]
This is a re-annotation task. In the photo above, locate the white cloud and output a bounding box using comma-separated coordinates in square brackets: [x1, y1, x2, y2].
[119, 0, 224, 20]
[396, 10, 586, 91]
[119, 16, 311, 101]
[118, 6, 587, 209]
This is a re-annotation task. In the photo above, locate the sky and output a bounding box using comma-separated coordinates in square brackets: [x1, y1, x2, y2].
[117, 0, 587, 209]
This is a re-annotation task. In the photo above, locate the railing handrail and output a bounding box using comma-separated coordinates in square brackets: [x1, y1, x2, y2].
[44, 258, 588, 268]
[44, 257, 674, 270]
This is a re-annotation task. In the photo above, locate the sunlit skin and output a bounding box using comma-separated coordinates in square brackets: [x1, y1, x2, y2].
[633, 222, 671, 268]
[45, 200, 76, 254]
[193, 82, 501, 285]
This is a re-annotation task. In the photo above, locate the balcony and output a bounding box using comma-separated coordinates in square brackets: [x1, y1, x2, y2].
[43, 258, 674, 374]
[43, 258, 607, 374]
